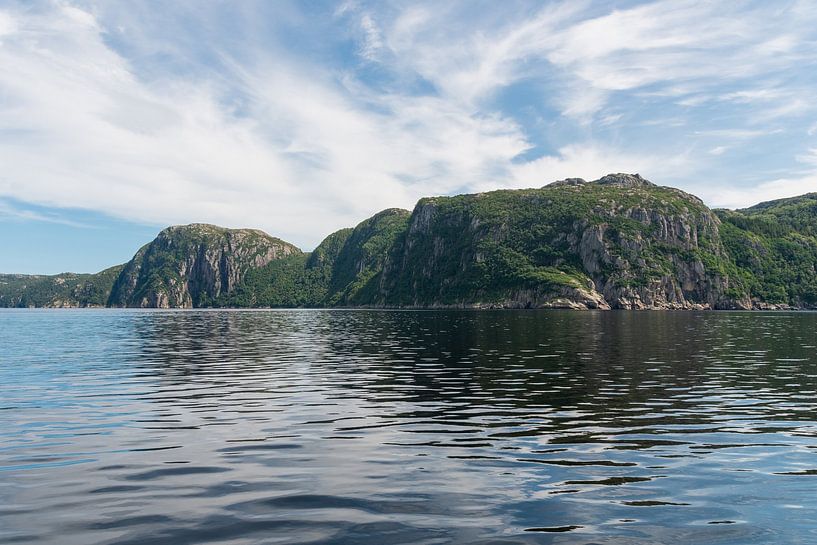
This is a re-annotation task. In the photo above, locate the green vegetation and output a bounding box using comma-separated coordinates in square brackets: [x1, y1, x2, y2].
[0, 265, 123, 308]
[376, 176, 732, 307]
[108, 224, 301, 308]
[306, 228, 353, 270]
[3, 176, 816, 309]
[323, 208, 410, 305]
[716, 193, 817, 305]
[214, 254, 328, 307]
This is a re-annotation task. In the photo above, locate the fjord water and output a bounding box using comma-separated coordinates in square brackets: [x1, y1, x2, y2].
[1, 310, 816, 544]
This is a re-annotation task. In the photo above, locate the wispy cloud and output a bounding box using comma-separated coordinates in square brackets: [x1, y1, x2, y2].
[506, 143, 693, 190]
[698, 147, 817, 208]
[796, 148, 817, 167]
[702, 174, 817, 209]
[0, 199, 92, 228]
[0, 2, 535, 246]
[358, 14, 384, 61]
[694, 129, 781, 139]
[0, 0, 816, 251]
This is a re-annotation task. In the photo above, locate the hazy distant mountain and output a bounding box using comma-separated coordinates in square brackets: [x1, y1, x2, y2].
[3, 174, 816, 310]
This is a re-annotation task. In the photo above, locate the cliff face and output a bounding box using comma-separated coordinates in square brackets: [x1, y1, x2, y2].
[6, 173, 816, 310]
[372, 174, 749, 309]
[108, 224, 300, 308]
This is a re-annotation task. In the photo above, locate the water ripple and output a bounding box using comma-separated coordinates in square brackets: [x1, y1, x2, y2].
[1, 309, 816, 544]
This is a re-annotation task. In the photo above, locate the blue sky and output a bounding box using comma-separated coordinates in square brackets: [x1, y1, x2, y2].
[1, 0, 817, 274]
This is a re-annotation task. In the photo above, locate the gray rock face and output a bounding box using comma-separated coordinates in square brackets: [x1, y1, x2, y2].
[108, 224, 300, 308]
[594, 173, 655, 188]
[547, 177, 588, 187]
[548, 173, 654, 189]
[566, 209, 748, 309]
[371, 173, 751, 310]
[6, 172, 815, 311]
[555, 176, 748, 309]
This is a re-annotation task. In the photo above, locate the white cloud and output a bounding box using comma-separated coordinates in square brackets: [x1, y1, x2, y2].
[541, 2, 817, 120]
[0, 10, 16, 37]
[0, 200, 92, 228]
[1, 0, 816, 255]
[0, 3, 534, 248]
[333, 1, 356, 18]
[702, 175, 817, 209]
[505, 144, 691, 190]
[384, 2, 583, 107]
[676, 95, 711, 107]
[598, 113, 623, 126]
[694, 129, 777, 139]
[378, 0, 817, 123]
[0, 6, 304, 233]
[797, 148, 817, 166]
[720, 88, 784, 103]
[358, 13, 384, 61]
[697, 146, 817, 208]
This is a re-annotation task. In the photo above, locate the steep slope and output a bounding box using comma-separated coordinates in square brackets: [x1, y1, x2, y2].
[322, 208, 411, 305]
[371, 174, 749, 309]
[213, 253, 323, 308]
[219, 210, 412, 308]
[8, 174, 817, 310]
[218, 227, 357, 308]
[306, 228, 353, 271]
[108, 224, 300, 308]
[716, 193, 817, 308]
[0, 265, 123, 308]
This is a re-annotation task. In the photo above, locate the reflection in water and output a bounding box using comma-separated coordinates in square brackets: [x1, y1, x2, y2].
[1, 309, 816, 544]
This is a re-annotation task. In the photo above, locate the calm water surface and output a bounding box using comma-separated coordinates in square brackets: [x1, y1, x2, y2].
[1, 309, 816, 544]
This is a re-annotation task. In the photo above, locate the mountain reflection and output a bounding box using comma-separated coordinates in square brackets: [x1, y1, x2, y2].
[4, 310, 815, 545]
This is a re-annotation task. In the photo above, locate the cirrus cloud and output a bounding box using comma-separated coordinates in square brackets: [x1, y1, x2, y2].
[0, 0, 816, 255]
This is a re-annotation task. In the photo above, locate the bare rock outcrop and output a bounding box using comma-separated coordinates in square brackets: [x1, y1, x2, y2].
[108, 224, 300, 308]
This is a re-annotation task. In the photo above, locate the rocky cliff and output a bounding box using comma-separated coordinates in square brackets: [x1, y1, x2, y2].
[5, 174, 817, 310]
[108, 224, 299, 308]
[372, 173, 749, 309]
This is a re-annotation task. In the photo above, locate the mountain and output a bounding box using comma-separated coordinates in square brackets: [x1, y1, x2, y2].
[218, 208, 412, 307]
[2, 174, 816, 310]
[321, 208, 411, 305]
[0, 265, 122, 308]
[370, 173, 747, 309]
[108, 224, 299, 308]
[716, 193, 817, 308]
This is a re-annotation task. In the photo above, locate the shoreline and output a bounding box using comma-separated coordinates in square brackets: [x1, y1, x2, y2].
[3, 305, 816, 311]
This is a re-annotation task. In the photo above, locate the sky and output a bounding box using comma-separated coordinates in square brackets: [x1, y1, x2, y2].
[1, 0, 817, 274]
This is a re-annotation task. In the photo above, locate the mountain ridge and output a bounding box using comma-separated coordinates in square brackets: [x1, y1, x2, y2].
[3, 174, 816, 310]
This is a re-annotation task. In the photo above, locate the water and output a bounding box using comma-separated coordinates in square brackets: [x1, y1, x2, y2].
[1, 309, 816, 544]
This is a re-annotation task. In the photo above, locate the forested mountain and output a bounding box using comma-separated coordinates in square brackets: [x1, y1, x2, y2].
[717, 193, 817, 307]
[108, 224, 300, 308]
[0, 266, 123, 308]
[3, 175, 815, 309]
